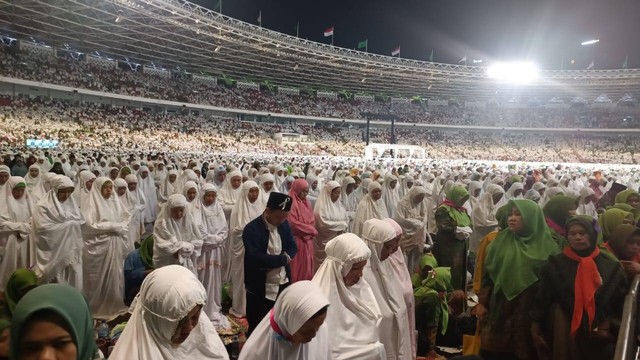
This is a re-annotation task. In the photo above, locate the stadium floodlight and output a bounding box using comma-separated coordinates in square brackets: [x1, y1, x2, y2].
[581, 39, 600, 46]
[486, 61, 539, 84]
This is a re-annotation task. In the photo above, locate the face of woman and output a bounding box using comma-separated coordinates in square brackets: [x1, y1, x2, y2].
[567, 206, 577, 217]
[380, 236, 400, 261]
[29, 168, 39, 178]
[0, 328, 8, 358]
[18, 313, 77, 360]
[56, 188, 74, 203]
[110, 170, 118, 179]
[311, 181, 318, 190]
[203, 191, 216, 206]
[170, 206, 185, 220]
[231, 176, 242, 189]
[140, 171, 148, 179]
[116, 187, 127, 197]
[507, 207, 524, 234]
[627, 194, 640, 209]
[186, 188, 197, 202]
[413, 193, 425, 205]
[389, 180, 398, 189]
[0, 173, 10, 186]
[101, 182, 113, 199]
[406, 181, 414, 189]
[171, 305, 202, 345]
[346, 183, 354, 195]
[538, 188, 545, 197]
[473, 188, 481, 198]
[12, 187, 25, 200]
[127, 182, 137, 192]
[85, 179, 94, 191]
[567, 223, 591, 252]
[370, 188, 382, 201]
[215, 172, 226, 184]
[169, 174, 177, 183]
[623, 216, 636, 225]
[248, 187, 260, 203]
[297, 186, 309, 200]
[343, 260, 367, 287]
[263, 181, 274, 192]
[625, 235, 640, 259]
[492, 193, 503, 205]
[330, 187, 341, 202]
[290, 311, 327, 345]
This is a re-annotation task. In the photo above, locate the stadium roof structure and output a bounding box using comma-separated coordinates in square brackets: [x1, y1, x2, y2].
[2, 0, 640, 101]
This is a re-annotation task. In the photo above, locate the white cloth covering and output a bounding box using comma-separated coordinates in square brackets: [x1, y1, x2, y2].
[217, 170, 243, 222]
[158, 170, 178, 203]
[382, 174, 401, 218]
[393, 186, 428, 257]
[353, 182, 389, 237]
[239, 281, 331, 360]
[313, 181, 349, 271]
[109, 265, 229, 360]
[193, 184, 230, 329]
[311, 234, 386, 360]
[0, 177, 34, 287]
[32, 175, 84, 289]
[153, 194, 203, 275]
[228, 180, 264, 317]
[259, 173, 278, 205]
[361, 219, 412, 360]
[123, 175, 146, 246]
[73, 171, 95, 210]
[137, 166, 159, 224]
[81, 177, 132, 320]
[25, 165, 46, 203]
[577, 186, 598, 218]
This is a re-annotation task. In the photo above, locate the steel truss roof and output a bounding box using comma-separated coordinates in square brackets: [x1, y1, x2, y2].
[1, 0, 640, 100]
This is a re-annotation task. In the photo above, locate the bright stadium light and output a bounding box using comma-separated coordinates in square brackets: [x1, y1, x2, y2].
[487, 61, 539, 84]
[581, 39, 600, 46]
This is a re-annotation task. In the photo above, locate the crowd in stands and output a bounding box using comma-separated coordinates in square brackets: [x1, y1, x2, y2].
[2, 45, 640, 129]
[2, 95, 640, 164]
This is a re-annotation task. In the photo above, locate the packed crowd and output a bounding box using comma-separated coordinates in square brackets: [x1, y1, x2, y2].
[2, 95, 640, 164]
[0, 151, 638, 359]
[2, 45, 640, 128]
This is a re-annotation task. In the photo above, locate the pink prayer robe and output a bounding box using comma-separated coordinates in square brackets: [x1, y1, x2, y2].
[288, 179, 318, 282]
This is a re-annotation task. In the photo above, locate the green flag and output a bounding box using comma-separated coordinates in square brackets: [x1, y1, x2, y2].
[357, 39, 368, 50]
[429, 49, 434, 62]
[623, 56, 628, 69]
[294, 22, 299, 37]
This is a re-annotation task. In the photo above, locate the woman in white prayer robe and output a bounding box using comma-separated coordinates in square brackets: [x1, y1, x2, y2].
[153, 194, 203, 275]
[311, 233, 386, 360]
[73, 171, 95, 210]
[137, 165, 159, 227]
[193, 184, 231, 329]
[471, 183, 506, 252]
[259, 173, 278, 205]
[313, 181, 349, 271]
[228, 181, 264, 318]
[306, 174, 320, 208]
[361, 219, 412, 360]
[25, 165, 46, 203]
[0, 177, 34, 287]
[382, 174, 401, 218]
[183, 181, 199, 208]
[505, 182, 524, 200]
[109, 265, 229, 360]
[577, 186, 598, 218]
[393, 186, 428, 274]
[32, 175, 84, 289]
[81, 177, 132, 320]
[353, 182, 389, 237]
[217, 170, 243, 222]
[158, 169, 178, 204]
[119, 176, 146, 247]
[239, 280, 330, 360]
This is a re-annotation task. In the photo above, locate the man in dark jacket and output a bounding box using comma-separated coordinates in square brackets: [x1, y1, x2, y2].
[243, 192, 297, 335]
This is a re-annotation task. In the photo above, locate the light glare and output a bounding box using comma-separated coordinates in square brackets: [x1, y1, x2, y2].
[487, 62, 539, 84]
[581, 39, 600, 46]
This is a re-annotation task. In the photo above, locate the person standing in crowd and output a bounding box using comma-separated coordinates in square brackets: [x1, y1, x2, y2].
[123, 234, 154, 306]
[393, 185, 429, 274]
[476, 199, 558, 359]
[531, 215, 627, 360]
[193, 184, 230, 329]
[239, 281, 330, 360]
[81, 177, 131, 320]
[110, 265, 230, 360]
[243, 192, 296, 335]
[288, 179, 317, 282]
[311, 233, 386, 360]
[125, 174, 147, 245]
[4, 268, 38, 316]
[543, 195, 578, 249]
[313, 181, 349, 271]
[433, 185, 472, 291]
[25, 165, 45, 203]
[382, 174, 401, 218]
[361, 218, 412, 360]
[32, 175, 84, 289]
[353, 181, 388, 237]
[153, 194, 203, 274]
[0, 177, 34, 287]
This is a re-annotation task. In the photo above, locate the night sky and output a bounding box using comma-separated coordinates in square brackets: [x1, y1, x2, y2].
[190, 0, 639, 70]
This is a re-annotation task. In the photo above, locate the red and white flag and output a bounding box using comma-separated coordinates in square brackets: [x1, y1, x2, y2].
[324, 26, 334, 37]
[391, 45, 401, 56]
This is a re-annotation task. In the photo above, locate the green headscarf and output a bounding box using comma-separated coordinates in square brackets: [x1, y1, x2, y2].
[615, 189, 639, 205]
[613, 190, 640, 222]
[509, 175, 522, 184]
[414, 267, 452, 334]
[543, 195, 578, 226]
[607, 224, 640, 260]
[412, 254, 439, 288]
[10, 284, 97, 360]
[139, 234, 154, 269]
[5, 269, 38, 315]
[598, 208, 633, 243]
[440, 185, 472, 227]
[0, 319, 10, 334]
[485, 199, 560, 301]
[12, 182, 26, 190]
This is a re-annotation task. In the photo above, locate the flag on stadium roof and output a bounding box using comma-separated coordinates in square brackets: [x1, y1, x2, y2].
[324, 26, 334, 37]
[586, 59, 594, 70]
[391, 45, 400, 56]
[458, 55, 467, 63]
